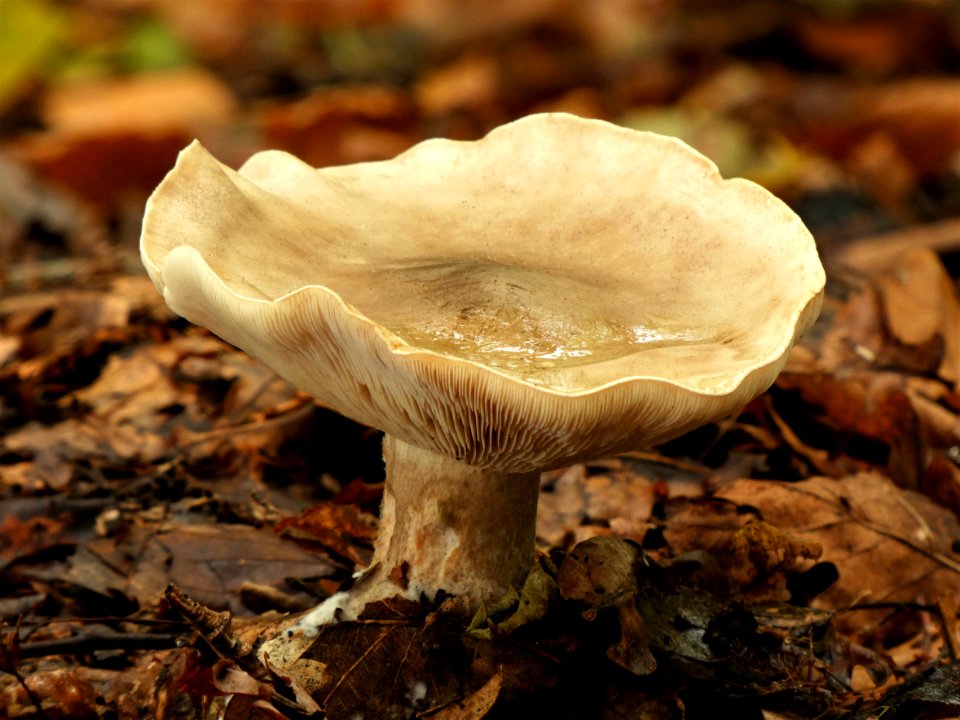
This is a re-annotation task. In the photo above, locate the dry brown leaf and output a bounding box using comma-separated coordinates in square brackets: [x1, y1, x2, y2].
[583, 468, 655, 539]
[874, 247, 960, 385]
[537, 464, 655, 547]
[3, 288, 134, 358]
[537, 465, 589, 547]
[909, 392, 960, 448]
[795, 14, 916, 76]
[396, 0, 563, 43]
[88, 521, 334, 613]
[922, 455, 960, 521]
[293, 600, 481, 719]
[777, 369, 924, 485]
[0, 668, 98, 718]
[662, 497, 748, 554]
[430, 671, 503, 720]
[857, 78, 960, 176]
[70, 350, 179, 421]
[263, 657, 323, 715]
[275, 502, 378, 567]
[534, 87, 608, 119]
[8, 70, 236, 213]
[1, 419, 116, 490]
[0, 514, 69, 565]
[41, 69, 236, 137]
[151, 0, 392, 61]
[2, 328, 306, 484]
[719, 518, 822, 602]
[0, 651, 183, 720]
[8, 132, 187, 212]
[786, 283, 884, 376]
[763, 395, 853, 477]
[798, 77, 960, 178]
[719, 473, 960, 611]
[836, 218, 960, 274]
[258, 85, 415, 168]
[846, 131, 916, 208]
[415, 51, 501, 116]
[211, 660, 262, 696]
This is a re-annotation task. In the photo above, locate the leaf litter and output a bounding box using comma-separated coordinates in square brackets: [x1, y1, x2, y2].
[2, 0, 960, 718]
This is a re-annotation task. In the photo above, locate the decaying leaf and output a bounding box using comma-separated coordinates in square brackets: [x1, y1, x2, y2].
[258, 85, 415, 168]
[850, 662, 960, 720]
[719, 474, 960, 612]
[275, 502, 378, 568]
[0, 668, 98, 719]
[554, 535, 876, 712]
[7, 69, 236, 214]
[428, 670, 502, 720]
[537, 462, 657, 548]
[122, 522, 334, 614]
[468, 560, 558, 638]
[718, 518, 822, 603]
[557, 535, 640, 613]
[874, 248, 960, 386]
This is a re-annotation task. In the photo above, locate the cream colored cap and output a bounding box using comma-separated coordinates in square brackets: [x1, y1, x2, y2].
[140, 113, 824, 472]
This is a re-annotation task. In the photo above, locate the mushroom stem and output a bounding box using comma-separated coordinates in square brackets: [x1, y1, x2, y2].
[363, 434, 541, 605]
[258, 435, 540, 668]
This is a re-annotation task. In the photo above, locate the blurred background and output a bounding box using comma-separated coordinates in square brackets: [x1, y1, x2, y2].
[1, 0, 959, 295]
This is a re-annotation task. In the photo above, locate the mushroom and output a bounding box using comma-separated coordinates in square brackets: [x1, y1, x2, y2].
[140, 113, 824, 648]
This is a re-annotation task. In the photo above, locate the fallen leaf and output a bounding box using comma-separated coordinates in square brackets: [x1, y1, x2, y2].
[836, 218, 960, 274]
[874, 248, 960, 386]
[795, 11, 920, 76]
[584, 468, 656, 539]
[8, 69, 235, 214]
[41, 68, 235, 137]
[719, 474, 960, 612]
[415, 50, 500, 116]
[662, 497, 748, 555]
[429, 670, 502, 720]
[0, 513, 70, 565]
[468, 561, 558, 638]
[258, 85, 415, 168]
[557, 535, 639, 611]
[85, 521, 334, 614]
[718, 518, 822, 603]
[537, 465, 588, 547]
[275, 502, 378, 568]
[777, 370, 925, 485]
[537, 463, 656, 548]
[850, 662, 960, 720]
[0, 668, 98, 719]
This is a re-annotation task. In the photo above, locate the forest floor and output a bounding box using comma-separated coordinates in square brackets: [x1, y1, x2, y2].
[1, 1, 959, 718]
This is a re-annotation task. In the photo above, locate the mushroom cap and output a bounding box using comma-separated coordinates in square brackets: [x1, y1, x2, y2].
[140, 113, 824, 472]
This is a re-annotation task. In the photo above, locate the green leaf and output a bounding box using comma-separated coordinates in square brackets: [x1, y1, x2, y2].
[0, 0, 65, 110]
[122, 16, 192, 73]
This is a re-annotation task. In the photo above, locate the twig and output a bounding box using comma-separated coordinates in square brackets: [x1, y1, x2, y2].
[617, 450, 710, 475]
[1, 618, 47, 719]
[164, 584, 251, 662]
[844, 601, 940, 613]
[178, 401, 314, 451]
[18, 632, 180, 659]
[837, 217, 960, 272]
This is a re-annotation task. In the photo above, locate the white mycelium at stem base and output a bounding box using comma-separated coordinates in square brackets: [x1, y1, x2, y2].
[258, 434, 540, 667]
